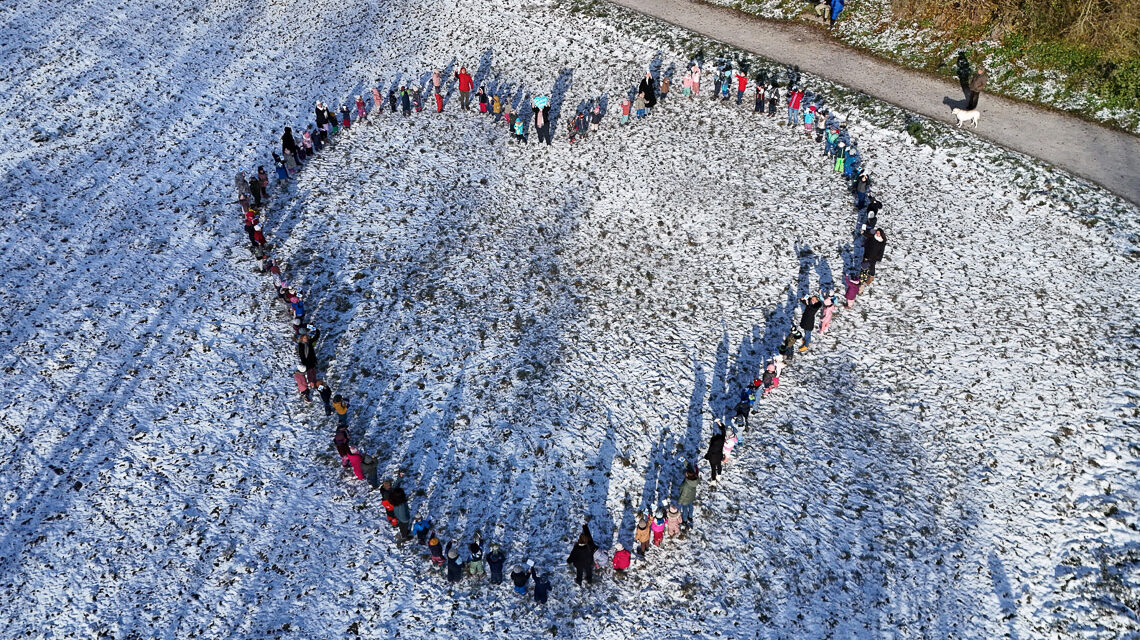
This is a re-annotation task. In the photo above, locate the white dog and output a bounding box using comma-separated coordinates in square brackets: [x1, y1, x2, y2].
[952, 107, 980, 128]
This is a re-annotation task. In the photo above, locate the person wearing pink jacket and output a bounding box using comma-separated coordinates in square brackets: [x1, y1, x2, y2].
[344, 447, 365, 480]
[650, 508, 666, 546]
[665, 504, 682, 538]
[690, 63, 701, 96]
[819, 295, 836, 333]
[293, 364, 311, 402]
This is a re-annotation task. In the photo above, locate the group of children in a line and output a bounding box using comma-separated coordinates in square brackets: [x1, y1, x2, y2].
[232, 53, 888, 604]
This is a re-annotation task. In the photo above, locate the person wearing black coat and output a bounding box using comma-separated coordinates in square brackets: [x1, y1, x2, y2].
[861, 227, 887, 279]
[567, 533, 594, 585]
[315, 102, 327, 130]
[704, 419, 727, 482]
[296, 334, 317, 369]
[532, 568, 550, 603]
[579, 523, 598, 553]
[532, 104, 552, 146]
[445, 542, 464, 583]
[281, 127, 300, 159]
[510, 564, 531, 594]
[799, 295, 823, 351]
[638, 72, 658, 110]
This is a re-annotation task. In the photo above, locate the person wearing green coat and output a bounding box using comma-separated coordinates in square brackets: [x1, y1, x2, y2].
[678, 467, 699, 528]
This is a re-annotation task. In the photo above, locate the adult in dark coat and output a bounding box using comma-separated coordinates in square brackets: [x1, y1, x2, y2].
[296, 335, 317, 368]
[799, 295, 823, 349]
[532, 104, 552, 146]
[638, 72, 658, 110]
[281, 127, 300, 159]
[861, 227, 888, 278]
[446, 543, 465, 582]
[704, 420, 727, 482]
[315, 102, 327, 129]
[967, 67, 987, 109]
[566, 533, 594, 585]
[399, 87, 411, 116]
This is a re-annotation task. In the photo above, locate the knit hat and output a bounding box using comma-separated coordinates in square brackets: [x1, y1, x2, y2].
[655, 507, 665, 518]
[448, 549, 458, 559]
[824, 297, 833, 306]
[614, 542, 624, 552]
[668, 504, 679, 513]
[296, 364, 306, 372]
[512, 565, 522, 573]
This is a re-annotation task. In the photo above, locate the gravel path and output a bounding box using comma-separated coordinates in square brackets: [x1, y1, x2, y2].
[608, 0, 1140, 206]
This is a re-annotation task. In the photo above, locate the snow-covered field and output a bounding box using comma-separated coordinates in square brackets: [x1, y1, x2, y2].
[1, 0, 1137, 639]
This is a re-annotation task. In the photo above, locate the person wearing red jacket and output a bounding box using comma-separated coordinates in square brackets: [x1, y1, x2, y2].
[734, 72, 749, 105]
[787, 86, 805, 126]
[455, 67, 474, 111]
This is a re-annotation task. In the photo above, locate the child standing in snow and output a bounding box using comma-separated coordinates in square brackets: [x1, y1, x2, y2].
[590, 104, 602, 134]
[293, 364, 311, 402]
[754, 80, 765, 113]
[467, 536, 485, 578]
[767, 84, 779, 116]
[340, 104, 351, 129]
[477, 86, 488, 113]
[761, 361, 779, 397]
[634, 515, 651, 554]
[681, 71, 693, 97]
[282, 150, 297, 177]
[315, 380, 333, 415]
[388, 89, 397, 113]
[612, 543, 631, 573]
[251, 224, 266, 248]
[634, 92, 647, 119]
[428, 532, 445, 565]
[691, 63, 701, 96]
[819, 295, 836, 334]
[620, 97, 632, 124]
[492, 95, 501, 117]
[834, 142, 847, 173]
[411, 515, 432, 545]
[650, 508, 666, 546]
[568, 117, 578, 145]
[355, 95, 366, 120]
[332, 394, 349, 427]
[372, 87, 383, 112]
[843, 270, 861, 308]
[344, 447, 365, 481]
[486, 544, 506, 584]
[302, 129, 314, 158]
[512, 113, 525, 142]
[511, 563, 531, 594]
[257, 166, 269, 197]
[678, 467, 699, 527]
[665, 504, 682, 538]
[532, 568, 550, 604]
[804, 105, 816, 134]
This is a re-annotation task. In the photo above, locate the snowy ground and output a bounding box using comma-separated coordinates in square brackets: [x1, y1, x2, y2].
[1, 0, 1137, 639]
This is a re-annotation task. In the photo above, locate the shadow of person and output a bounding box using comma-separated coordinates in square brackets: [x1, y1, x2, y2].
[942, 95, 969, 111]
[955, 51, 972, 97]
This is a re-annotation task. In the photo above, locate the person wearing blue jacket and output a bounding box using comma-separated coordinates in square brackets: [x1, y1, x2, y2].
[411, 516, 432, 545]
[486, 544, 506, 584]
[829, 0, 844, 28]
